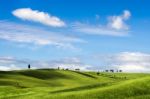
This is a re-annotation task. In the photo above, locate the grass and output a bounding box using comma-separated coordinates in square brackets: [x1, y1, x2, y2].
[0, 69, 150, 99]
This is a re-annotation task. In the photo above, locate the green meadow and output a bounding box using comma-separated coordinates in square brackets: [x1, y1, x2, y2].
[0, 69, 150, 99]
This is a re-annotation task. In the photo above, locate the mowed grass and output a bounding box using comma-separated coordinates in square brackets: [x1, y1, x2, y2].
[0, 69, 150, 99]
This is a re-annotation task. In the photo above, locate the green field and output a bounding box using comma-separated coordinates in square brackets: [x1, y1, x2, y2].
[0, 69, 150, 99]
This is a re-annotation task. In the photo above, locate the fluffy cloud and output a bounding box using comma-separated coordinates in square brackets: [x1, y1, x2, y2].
[108, 10, 131, 30]
[1, 52, 150, 72]
[0, 21, 84, 49]
[0, 56, 91, 71]
[37, 57, 91, 70]
[12, 8, 66, 27]
[73, 22, 128, 36]
[0, 56, 27, 71]
[113, 52, 150, 72]
[73, 10, 131, 36]
[94, 52, 150, 72]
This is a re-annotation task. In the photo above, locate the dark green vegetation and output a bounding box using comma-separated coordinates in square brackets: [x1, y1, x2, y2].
[0, 69, 150, 99]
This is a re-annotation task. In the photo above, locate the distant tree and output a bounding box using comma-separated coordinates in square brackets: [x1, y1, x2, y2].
[110, 69, 114, 72]
[105, 70, 109, 72]
[119, 70, 122, 72]
[66, 68, 69, 70]
[97, 72, 100, 75]
[58, 67, 60, 70]
[28, 64, 31, 69]
[75, 68, 80, 71]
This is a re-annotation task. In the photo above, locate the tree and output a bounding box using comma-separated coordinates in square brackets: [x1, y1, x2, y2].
[28, 64, 31, 69]
[105, 70, 109, 72]
[110, 69, 114, 72]
[119, 70, 122, 72]
[97, 72, 100, 75]
[75, 68, 80, 71]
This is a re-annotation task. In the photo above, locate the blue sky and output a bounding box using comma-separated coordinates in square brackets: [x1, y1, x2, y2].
[0, 0, 150, 72]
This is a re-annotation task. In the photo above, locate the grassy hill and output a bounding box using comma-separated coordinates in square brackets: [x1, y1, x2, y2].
[0, 69, 150, 99]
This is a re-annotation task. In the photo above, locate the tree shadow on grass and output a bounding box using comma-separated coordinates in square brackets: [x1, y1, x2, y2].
[71, 71, 97, 79]
[50, 83, 111, 94]
[17, 69, 71, 80]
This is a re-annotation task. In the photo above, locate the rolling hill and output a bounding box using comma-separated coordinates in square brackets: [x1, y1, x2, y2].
[0, 69, 150, 99]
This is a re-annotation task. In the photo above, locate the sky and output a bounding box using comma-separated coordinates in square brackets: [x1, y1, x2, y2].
[0, 0, 150, 72]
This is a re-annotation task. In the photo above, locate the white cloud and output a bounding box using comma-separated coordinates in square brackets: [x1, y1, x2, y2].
[73, 22, 129, 36]
[0, 64, 21, 71]
[72, 10, 131, 37]
[94, 52, 150, 72]
[118, 65, 149, 73]
[0, 21, 84, 49]
[1, 52, 150, 72]
[113, 52, 150, 72]
[12, 8, 66, 27]
[45, 57, 91, 70]
[0, 56, 91, 71]
[108, 10, 131, 30]
[123, 10, 131, 19]
[0, 66, 13, 71]
[0, 56, 27, 71]
[114, 52, 150, 62]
